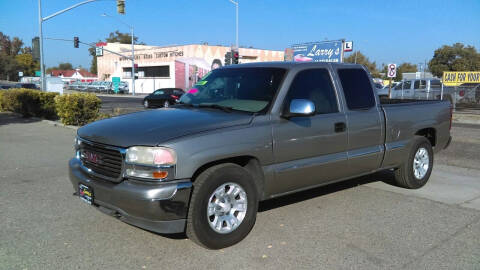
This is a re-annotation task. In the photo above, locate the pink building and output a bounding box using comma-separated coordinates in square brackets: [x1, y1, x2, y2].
[96, 43, 284, 94]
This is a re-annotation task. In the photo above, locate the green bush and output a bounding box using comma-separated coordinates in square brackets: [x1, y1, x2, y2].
[55, 93, 101, 126]
[0, 88, 59, 119]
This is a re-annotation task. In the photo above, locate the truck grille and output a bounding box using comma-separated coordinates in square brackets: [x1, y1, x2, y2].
[80, 141, 123, 181]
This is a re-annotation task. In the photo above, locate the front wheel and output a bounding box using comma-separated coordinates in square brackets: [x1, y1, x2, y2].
[163, 100, 170, 108]
[394, 136, 434, 189]
[143, 100, 150, 108]
[186, 163, 258, 249]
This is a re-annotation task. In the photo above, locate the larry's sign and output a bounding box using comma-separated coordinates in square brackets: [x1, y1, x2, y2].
[292, 40, 343, 63]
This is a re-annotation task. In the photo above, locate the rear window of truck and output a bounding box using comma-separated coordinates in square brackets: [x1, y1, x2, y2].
[337, 69, 375, 110]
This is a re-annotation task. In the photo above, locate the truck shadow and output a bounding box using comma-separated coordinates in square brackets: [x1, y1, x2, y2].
[258, 169, 397, 212]
[151, 170, 399, 240]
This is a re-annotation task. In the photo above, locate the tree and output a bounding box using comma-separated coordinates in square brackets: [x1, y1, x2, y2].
[0, 32, 33, 81]
[344, 51, 380, 77]
[428, 43, 480, 78]
[46, 62, 74, 73]
[88, 31, 144, 74]
[16, 53, 39, 76]
[381, 62, 417, 81]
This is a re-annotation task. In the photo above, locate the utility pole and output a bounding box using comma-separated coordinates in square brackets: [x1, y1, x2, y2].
[101, 13, 135, 96]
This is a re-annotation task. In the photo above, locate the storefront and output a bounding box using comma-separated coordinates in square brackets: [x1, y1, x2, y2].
[96, 43, 284, 94]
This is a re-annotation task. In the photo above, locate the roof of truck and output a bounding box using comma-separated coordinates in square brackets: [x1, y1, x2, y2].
[221, 61, 364, 69]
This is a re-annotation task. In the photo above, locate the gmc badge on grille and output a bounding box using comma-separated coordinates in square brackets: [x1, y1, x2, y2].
[82, 150, 103, 165]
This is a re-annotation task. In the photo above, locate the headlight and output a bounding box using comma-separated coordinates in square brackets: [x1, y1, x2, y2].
[126, 146, 176, 166]
[125, 147, 176, 181]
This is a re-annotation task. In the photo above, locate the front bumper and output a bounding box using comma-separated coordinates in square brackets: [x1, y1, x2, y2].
[69, 158, 192, 234]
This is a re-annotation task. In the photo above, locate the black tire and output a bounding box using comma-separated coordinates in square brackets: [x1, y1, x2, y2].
[186, 163, 258, 249]
[163, 100, 170, 108]
[143, 99, 149, 108]
[394, 136, 434, 189]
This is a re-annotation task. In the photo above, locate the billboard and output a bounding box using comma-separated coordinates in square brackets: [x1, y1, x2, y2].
[292, 40, 343, 63]
[443, 71, 480, 86]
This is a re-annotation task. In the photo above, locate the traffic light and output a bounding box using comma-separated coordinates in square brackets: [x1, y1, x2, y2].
[224, 51, 232, 66]
[232, 50, 239, 64]
[73, 37, 79, 48]
[117, 0, 125, 14]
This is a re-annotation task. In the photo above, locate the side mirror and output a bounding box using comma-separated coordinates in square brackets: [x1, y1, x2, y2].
[283, 99, 316, 118]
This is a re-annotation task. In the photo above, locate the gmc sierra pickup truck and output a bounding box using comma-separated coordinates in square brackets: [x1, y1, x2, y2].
[69, 62, 452, 249]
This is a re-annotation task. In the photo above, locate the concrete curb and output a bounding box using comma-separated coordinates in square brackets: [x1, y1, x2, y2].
[31, 117, 79, 130]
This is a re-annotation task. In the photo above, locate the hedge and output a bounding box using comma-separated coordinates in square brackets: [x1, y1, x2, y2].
[0, 88, 58, 119]
[55, 93, 102, 126]
[0, 89, 103, 126]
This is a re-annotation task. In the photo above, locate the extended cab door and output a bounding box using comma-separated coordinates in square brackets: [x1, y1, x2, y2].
[270, 67, 349, 195]
[335, 67, 384, 175]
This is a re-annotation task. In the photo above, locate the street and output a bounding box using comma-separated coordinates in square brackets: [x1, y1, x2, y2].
[1, 112, 479, 270]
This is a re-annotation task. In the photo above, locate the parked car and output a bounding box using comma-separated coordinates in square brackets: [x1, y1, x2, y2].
[69, 62, 452, 249]
[143, 88, 185, 108]
[15, 83, 38, 89]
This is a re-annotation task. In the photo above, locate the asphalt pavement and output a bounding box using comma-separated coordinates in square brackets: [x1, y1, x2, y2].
[1, 112, 479, 270]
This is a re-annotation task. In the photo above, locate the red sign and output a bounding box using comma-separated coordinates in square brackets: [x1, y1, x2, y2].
[96, 42, 107, 47]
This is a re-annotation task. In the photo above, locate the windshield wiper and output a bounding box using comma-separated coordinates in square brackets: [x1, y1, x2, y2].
[197, 104, 233, 112]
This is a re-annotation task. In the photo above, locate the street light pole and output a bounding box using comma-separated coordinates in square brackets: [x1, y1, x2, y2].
[37, 0, 99, 91]
[38, 0, 45, 90]
[228, 0, 239, 49]
[131, 26, 135, 96]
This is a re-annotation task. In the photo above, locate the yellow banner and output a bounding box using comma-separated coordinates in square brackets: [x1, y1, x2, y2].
[443, 71, 480, 86]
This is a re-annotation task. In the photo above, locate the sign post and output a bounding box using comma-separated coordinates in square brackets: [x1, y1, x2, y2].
[387, 63, 397, 98]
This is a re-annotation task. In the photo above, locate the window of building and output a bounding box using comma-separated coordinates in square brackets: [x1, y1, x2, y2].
[337, 69, 375, 110]
[285, 69, 338, 114]
[123, 65, 170, 78]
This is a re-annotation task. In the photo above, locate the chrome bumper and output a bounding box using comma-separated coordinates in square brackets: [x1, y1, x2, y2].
[69, 158, 192, 234]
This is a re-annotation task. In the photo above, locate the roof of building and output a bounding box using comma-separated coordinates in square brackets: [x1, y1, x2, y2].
[50, 69, 97, 78]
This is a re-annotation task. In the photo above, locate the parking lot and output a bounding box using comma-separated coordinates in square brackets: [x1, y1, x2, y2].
[1, 112, 479, 270]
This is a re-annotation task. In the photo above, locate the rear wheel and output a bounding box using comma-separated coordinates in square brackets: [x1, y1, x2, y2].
[186, 163, 258, 249]
[394, 136, 433, 189]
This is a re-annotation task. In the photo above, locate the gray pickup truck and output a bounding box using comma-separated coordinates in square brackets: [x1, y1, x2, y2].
[69, 62, 452, 249]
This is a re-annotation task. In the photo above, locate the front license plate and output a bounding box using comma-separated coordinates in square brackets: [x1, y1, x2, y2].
[79, 184, 93, 205]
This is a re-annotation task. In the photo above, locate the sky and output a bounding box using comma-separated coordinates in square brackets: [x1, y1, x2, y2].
[1, 0, 479, 70]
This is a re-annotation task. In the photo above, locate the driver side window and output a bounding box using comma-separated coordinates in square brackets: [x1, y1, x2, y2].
[284, 69, 339, 114]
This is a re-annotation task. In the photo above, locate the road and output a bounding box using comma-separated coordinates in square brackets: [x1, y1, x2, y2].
[1, 112, 479, 270]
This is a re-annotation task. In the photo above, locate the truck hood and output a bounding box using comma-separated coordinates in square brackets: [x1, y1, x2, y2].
[77, 108, 253, 148]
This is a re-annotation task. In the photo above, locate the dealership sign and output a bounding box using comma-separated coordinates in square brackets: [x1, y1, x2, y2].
[292, 40, 343, 63]
[443, 71, 480, 86]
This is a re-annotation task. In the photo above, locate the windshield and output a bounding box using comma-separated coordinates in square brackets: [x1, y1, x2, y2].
[178, 67, 286, 113]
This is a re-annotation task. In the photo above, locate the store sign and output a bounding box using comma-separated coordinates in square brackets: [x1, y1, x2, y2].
[95, 47, 103, 56]
[443, 71, 480, 85]
[120, 50, 184, 61]
[112, 77, 120, 93]
[292, 40, 343, 63]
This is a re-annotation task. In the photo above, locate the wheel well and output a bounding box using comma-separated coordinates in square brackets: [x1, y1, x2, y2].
[191, 156, 265, 199]
[415, 128, 436, 146]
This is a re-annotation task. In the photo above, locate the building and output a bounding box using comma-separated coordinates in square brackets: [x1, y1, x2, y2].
[96, 43, 284, 94]
[402, 72, 436, 80]
[50, 69, 98, 83]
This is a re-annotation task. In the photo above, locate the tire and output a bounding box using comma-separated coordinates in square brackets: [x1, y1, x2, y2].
[143, 100, 149, 108]
[163, 100, 170, 108]
[186, 163, 258, 249]
[394, 136, 434, 189]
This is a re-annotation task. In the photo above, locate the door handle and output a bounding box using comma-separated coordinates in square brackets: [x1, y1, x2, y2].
[334, 122, 346, 133]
